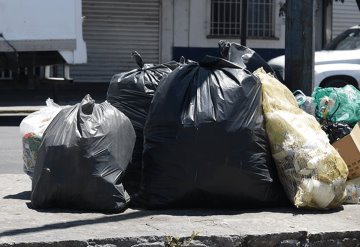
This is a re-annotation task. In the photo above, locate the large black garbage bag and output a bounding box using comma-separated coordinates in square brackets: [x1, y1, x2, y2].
[219, 41, 276, 74]
[107, 52, 176, 195]
[135, 56, 287, 209]
[31, 95, 136, 213]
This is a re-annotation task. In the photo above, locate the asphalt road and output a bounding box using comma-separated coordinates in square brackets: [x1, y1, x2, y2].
[0, 116, 25, 174]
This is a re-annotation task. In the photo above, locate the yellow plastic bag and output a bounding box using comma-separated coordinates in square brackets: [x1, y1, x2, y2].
[254, 68, 348, 209]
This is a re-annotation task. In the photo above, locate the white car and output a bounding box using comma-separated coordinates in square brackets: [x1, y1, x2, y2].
[268, 25, 360, 88]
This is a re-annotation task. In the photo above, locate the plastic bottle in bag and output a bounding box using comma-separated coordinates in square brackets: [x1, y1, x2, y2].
[293, 90, 316, 116]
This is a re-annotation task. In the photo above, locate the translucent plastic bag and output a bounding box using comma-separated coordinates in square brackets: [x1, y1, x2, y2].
[313, 85, 360, 125]
[293, 90, 316, 116]
[19, 99, 62, 177]
[254, 68, 348, 209]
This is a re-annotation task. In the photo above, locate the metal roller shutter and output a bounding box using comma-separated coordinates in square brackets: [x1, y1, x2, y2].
[333, 0, 360, 38]
[71, 0, 161, 83]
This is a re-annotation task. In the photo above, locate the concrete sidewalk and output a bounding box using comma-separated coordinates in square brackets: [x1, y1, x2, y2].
[0, 106, 43, 116]
[1, 174, 360, 246]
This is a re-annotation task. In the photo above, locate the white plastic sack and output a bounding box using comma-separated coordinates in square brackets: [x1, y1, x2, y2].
[20, 98, 61, 136]
[20, 99, 62, 177]
[254, 68, 348, 209]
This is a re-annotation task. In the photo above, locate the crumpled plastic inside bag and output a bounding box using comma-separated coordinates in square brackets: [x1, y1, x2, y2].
[254, 68, 348, 209]
[344, 177, 360, 204]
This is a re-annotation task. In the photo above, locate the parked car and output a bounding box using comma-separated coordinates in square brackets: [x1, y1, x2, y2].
[268, 25, 360, 88]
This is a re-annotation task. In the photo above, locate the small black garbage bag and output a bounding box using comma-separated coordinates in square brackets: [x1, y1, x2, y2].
[219, 41, 276, 74]
[107, 52, 177, 195]
[321, 121, 352, 144]
[135, 56, 287, 209]
[31, 95, 136, 213]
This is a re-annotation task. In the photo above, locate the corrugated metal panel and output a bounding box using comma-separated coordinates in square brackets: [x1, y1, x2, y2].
[71, 0, 161, 83]
[333, 0, 360, 38]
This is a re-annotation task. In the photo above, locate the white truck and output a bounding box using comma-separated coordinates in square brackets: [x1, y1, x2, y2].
[0, 0, 86, 82]
[268, 25, 360, 90]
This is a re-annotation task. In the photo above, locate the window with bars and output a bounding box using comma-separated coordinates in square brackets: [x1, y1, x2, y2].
[210, 0, 275, 38]
[0, 69, 13, 80]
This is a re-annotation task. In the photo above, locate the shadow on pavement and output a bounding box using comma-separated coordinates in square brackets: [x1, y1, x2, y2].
[0, 209, 153, 238]
[3, 191, 31, 200]
[0, 203, 345, 238]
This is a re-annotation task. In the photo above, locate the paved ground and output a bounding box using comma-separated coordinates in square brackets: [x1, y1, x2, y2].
[1, 174, 360, 246]
[0, 127, 23, 174]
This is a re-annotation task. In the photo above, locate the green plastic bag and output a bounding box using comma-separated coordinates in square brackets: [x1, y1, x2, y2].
[313, 85, 360, 125]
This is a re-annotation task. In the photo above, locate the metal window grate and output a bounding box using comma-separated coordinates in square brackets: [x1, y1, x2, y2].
[210, 0, 275, 38]
[0, 69, 13, 80]
[248, 0, 274, 38]
[210, 0, 242, 36]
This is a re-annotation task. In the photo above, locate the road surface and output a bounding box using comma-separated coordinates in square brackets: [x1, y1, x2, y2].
[0, 116, 24, 174]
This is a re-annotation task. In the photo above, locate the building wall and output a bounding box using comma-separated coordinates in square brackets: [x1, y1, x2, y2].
[161, 0, 360, 63]
[161, 0, 286, 62]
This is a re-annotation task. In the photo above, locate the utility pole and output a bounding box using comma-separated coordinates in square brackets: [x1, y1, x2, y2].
[285, 0, 314, 95]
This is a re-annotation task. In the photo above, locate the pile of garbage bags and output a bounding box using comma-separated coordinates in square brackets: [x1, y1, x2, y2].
[307, 85, 360, 205]
[21, 41, 353, 213]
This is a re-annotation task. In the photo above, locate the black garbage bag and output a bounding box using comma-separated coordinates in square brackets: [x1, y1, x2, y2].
[31, 95, 136, 213]
[321, 121, 352, 144]
[219, 41, 276, 74]
[135, 56, 287, 209]
[107, 52, 177, 195]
